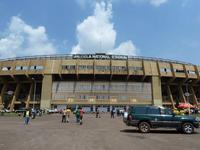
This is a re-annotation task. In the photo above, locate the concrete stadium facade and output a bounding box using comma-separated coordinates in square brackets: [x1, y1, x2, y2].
[0, 54, 200, 111]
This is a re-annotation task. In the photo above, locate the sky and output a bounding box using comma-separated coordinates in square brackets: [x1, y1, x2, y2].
[0, 0, 200, 65]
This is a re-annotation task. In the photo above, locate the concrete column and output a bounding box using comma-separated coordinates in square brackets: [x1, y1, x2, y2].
[41, 75, 52, 109]
[25, 82, 33, 109]
[10, 83, 21, 111]
[110, 105, 112, 111]
[93, 105, 95, 112]
[178, 85, 186, 103]
[167, 85, 175, 108]
[151, 76, 162, 106]
[0, 83, 7, 109]
[189, 86, 198, 106]
[75, 105, 79, 110]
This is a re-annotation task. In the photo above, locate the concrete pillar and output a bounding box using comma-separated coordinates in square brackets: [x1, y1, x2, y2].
[178, 84, 186, 103]
[110, 105, 113, 111]
[41, 75, 52, 109]
[93, 105, 95, 112]
[25, 82, 33, 109]
[167, 85, 175, 108]
[189, 86, 198, 106]
[151, 76, 162, 106]
[0, 83, 7, 109]
[10, 83, 21, 111]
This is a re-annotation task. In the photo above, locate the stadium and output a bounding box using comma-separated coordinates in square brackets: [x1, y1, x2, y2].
[0, 53, 199, 112]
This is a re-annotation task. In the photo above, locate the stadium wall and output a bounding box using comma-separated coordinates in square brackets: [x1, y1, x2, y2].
[0, 54, 199, 110]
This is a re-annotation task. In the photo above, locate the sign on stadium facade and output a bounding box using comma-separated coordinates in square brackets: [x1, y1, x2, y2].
[72, 54, 128, 60]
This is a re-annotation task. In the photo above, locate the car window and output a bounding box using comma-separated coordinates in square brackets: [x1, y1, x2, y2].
[164, 108, 172, 115]
[134, 107, 147, 114]
[160, 108, 172, 115]
[160, 108, 165, 114]
[147, 108, 160, 114]
[128, 107, 132, 113]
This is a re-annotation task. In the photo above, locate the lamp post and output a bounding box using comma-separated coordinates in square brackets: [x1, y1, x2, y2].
[185, 80, 192, 115]
[6, 90, 14, 110]
[32, 78, 36, 110]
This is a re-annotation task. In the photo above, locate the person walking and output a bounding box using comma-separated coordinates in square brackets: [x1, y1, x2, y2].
[117, 109, 120, 117]
[31, 108, 36, 119]
[111, 108, 115, 118]
[96, 107, 100, 118]
[66, 107, 71, 123]
[61, 109, 66, 123]
[79, 107, 84, 125]
[75, 108, 80, 123]
[24, 109, 31, 125]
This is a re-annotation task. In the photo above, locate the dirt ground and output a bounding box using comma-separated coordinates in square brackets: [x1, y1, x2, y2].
[0, 113, 200, 150]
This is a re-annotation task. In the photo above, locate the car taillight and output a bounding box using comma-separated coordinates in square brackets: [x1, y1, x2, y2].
[128, 115, 133, 121]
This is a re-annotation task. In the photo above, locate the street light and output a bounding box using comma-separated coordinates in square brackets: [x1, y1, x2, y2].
[32, 78, 36, 110]
[6, 91, 14, 109]
[185, 80, 192, 115]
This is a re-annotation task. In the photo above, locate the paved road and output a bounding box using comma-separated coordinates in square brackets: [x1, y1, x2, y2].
[0, 114, 200, 150]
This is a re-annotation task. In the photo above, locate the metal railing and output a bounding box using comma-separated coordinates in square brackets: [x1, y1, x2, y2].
[128, 56, 195, 65]
[0, 54, 195, 66]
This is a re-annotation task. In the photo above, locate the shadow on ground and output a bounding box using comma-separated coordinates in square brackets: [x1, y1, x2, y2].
[120, 129, 199, 134]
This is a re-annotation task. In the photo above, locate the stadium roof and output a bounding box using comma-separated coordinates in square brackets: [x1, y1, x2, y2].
[0, 53, 195, 66]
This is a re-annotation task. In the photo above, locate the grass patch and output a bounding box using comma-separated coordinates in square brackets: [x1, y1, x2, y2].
[0, 112, 19, 117]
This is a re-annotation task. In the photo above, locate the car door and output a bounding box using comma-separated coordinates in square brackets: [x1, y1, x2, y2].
[146, 107, 163, 128]
[160, 108, 178, 128]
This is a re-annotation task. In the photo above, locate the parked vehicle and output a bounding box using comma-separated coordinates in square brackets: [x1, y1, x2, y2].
[46, 108, 58, 114]
[15, 108, 26, 113]
[123, 105, 200, 134]
[0, 109, 11, 113]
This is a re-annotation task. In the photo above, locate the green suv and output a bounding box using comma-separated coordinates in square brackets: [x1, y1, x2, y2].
[123, 105, 200, 134]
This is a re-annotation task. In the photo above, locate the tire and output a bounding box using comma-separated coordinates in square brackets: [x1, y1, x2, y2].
[182, 123, 194, 134]
[138, 122, 150, 133]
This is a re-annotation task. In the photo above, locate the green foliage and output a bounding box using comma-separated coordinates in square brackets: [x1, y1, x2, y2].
[0, 112, 18, 117]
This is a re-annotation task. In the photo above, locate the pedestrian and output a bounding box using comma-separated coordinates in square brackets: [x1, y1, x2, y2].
[24, 109, 31, 125]
[31, 108, 36, 119]
[75, 108, 80, 123]
[66, 107, 71, 123]
[79, 107, 84, 125]
[111, 108, 115, 118]
[38, 109, 42, 116]
[117, 109, 120, 116]
[96, 107, 100, 118]
[61, 109, 66, 123]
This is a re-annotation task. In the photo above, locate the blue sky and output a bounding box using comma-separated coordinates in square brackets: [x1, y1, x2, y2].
[0, 0, 200, 65]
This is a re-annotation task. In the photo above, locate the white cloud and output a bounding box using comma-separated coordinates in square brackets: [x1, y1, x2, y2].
[71, 1, 138, 56]
[75, 0, 94, 9]
[76, 0, 168, 7]
[0, 16, 56, 59]
[108, 40, 137, 55]
[129, 0, 168, 7]
[149, 0, 168, 6]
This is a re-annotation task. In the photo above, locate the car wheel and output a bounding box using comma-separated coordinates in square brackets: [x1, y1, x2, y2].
[138, 122, 150, 133]
[182, 123, 194, 134]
